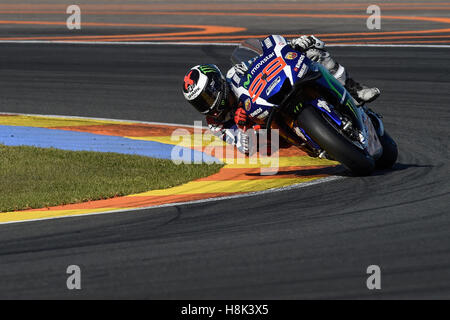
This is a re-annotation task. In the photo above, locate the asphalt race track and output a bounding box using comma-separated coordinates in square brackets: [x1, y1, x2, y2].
[0, 1, 449, 299]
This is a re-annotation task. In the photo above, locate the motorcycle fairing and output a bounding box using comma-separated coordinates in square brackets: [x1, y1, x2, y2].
[230, 35, 383, 158]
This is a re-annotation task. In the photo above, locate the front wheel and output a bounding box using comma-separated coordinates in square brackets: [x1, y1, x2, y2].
[298, 105, 375, 176]
[375, 131, 398, 169]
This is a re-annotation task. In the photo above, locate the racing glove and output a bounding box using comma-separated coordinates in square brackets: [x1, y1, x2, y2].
[236, 124, 261, 155]
[237, 130, 250, 154]
[234, 107, 248, 129]
[290, 35, 325, 51]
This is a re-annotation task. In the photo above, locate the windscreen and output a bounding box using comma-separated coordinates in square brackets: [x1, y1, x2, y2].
[230, 38, 263, 66]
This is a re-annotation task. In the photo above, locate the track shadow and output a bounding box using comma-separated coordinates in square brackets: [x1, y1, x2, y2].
[370, 162, 434, 176]
[244, 165, 345, 177]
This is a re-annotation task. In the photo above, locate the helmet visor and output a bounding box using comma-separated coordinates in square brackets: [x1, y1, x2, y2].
[190, 73, 226, 115]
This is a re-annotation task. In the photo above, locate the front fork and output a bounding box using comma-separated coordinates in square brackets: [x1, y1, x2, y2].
[282, 104, 385, 160]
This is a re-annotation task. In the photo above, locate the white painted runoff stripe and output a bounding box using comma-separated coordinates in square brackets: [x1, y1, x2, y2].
[0, 40, 449, 48]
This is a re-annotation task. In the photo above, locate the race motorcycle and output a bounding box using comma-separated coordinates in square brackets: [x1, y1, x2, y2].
[230, 35, 398, 176]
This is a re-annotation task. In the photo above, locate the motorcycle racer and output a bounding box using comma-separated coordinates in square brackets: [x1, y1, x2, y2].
[182, 35, 381, 155]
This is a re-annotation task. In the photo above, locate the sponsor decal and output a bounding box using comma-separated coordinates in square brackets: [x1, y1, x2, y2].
[243, 74, 252, 89]
[297, 64, 308, 79]
[257, 110, 269, 119]
[187, 86, 201, 100]
[264, 37, 273, 49]
[293, 102, 303, 114]
[285, 52, 298, 60]
[184, 70, 208, 100]
[265, 76, 281, 96]
[294, 55, 305, 70]
[317, 99, 331, 112]
[250, 52, 275, 75]
[294, 126, 307, 140]
[198, 65, 216, 74]
[232, 73, 241, 85]
[250, 107, 263, 117]
[249, 57, 287, 102]
[184, 71, 195, 91]
[272, 35, 287, 47]
[244, 98, 252, 111]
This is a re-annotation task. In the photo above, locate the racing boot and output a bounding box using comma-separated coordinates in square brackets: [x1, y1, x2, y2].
[306, 49, 380, 105]
[345, 77, 381, 105]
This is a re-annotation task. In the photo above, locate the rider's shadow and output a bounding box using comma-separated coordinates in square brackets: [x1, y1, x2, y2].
[245, 165, 345, 177]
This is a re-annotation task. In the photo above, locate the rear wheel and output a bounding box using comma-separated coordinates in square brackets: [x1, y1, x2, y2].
[298, 105, 375, 176]
[375, 131, 398, 169]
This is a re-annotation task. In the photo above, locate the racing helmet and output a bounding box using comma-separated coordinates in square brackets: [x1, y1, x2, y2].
[182, 64, 229, 118]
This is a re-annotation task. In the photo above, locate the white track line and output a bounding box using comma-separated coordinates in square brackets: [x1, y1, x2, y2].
[0, 40, 236, 46]
[0, 40, 449, 48]
[0, 111, 199, 128]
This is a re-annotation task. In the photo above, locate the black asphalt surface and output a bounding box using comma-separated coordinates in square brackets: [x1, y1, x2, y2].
[0, 43, 449, 299]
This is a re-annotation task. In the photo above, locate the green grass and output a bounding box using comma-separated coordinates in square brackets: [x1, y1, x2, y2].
[0, 145, 223, 212]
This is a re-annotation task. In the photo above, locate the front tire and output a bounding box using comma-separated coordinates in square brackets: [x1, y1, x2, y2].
[375, 131, 398, 169]
[298, 105, 375, 176]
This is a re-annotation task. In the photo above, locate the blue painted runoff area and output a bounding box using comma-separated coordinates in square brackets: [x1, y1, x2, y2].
[0, 125, 220, 164]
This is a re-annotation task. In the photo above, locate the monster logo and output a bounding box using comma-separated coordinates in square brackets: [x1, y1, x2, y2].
[243, 74, 252, 89]
[198, 65, 217, 74]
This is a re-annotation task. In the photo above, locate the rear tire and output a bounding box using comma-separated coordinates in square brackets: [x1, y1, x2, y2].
[375, 131, 398, 169]
[298, 105, 375, 176]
